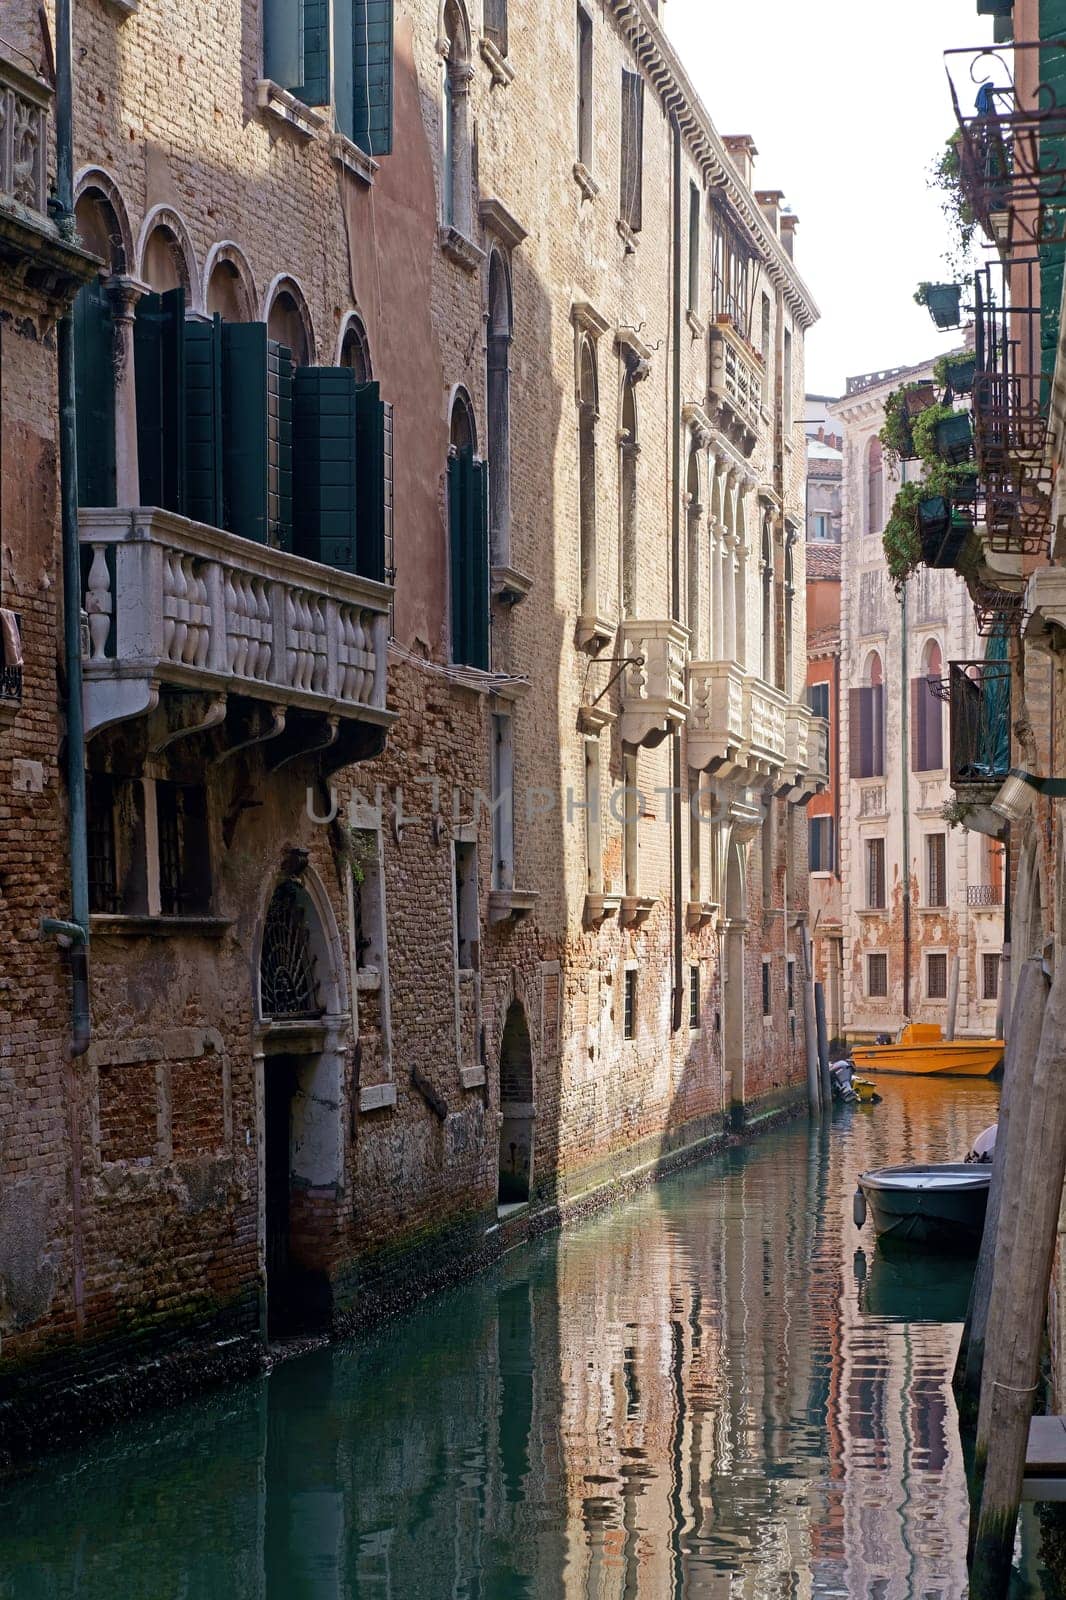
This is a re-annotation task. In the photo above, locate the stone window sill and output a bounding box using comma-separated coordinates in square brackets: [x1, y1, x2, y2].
[573, 162, 600, 201]
[255, 80, 328, 141]
[439, 225, 485, 273]
[616, 218, 639, 254]
[584, 892, 621, 927]
[492, 563, 533, 605]
[489, 888, 539, 925]
[90, 914, 233, 939]
[479, 37, 514, 87]
[330, 132, 378, 187]
[575, 613, 615, 653]
[619, 895, 656, 927]
[355, 966, 382, 991]
[686, 308, 706, 339]
[101, 0, 138, 16]
[358, 1081, 396, 1113]
[918, 904, 949, 916]
[856, 906, 887, 918]
[460, 1064, 487, 1089]
[578, 703, 616, 735]
[685, 900, 718, 930]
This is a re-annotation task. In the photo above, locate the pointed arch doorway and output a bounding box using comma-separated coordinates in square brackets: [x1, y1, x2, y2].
[256, 869, 348, 1340]
[722, 839, 748, 1125]
[498, 1002, 534, 1210]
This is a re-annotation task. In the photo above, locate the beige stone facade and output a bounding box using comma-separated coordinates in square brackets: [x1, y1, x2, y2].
[0, 0, 819, 1448]
[831, 366, 1004, 1042]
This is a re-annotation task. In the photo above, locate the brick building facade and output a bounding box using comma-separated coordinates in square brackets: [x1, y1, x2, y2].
[0, 0, 820, 1454]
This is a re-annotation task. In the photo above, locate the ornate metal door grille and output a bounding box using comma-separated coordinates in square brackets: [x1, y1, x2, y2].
[261, 880, 322, 1019]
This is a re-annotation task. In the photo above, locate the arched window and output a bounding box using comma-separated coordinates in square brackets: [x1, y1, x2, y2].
[851, 649, 885, 778]
[761, 515, 774, 683]
[205, 248, 256, 322]
[266, 279, 313, 366]
[339, 314, 373, 383]
[620, 373, 638, 618]
[260, 880, 323, 1021]
[914, 638, 944, 772]
[487, 251, 513, 566]
[686, 440, 702, 651]
[142, 223, 189, 295]
[866, 436, 884, 536]
[448, 392, 489, 668]
[134, 217, 197, 513]
[733, 495, 747, 666]
[578, 338, 599, 622]
[441, 1, 473, 234]
[73, 185, 129, 507]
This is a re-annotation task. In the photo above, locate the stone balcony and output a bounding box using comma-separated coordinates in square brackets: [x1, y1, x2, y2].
[781, 705, 829, 801]
[80, 507, 394, 768]
[708, 320, 765, 457]
[687, 660, 787, 781]
[618, 619, 689, 749]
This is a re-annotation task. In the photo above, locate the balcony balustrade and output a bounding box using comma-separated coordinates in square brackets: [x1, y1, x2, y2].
[686, 659, 789, 781]
[80, 507, 393, 763]
[968, 884, 1004, 908]
[783, 708, 829, 801]
[618, 619, 689, 749]
[708, 322, 764, 457]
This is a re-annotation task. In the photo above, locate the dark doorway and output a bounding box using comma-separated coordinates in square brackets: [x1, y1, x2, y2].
[498, 1002, 534, 1207]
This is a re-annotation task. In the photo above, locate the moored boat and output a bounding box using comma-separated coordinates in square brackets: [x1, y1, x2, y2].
[854, 1162, 991, 1250]
[852, 1022, 1003, 1078]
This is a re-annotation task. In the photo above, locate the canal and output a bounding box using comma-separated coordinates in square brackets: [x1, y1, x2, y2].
[2, 1076, 1055, 1597]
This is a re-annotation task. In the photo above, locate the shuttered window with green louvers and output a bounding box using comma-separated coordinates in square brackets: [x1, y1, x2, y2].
[355, 381, 387, 580]
[448, 446, 490, 670]
[184, 315, 224, 528]
[221, 323, 294, 549]
[73, 276, 118, 508]
[293, 366, 359, 571]
[263, 0, 330, 105]
[350, 0, 394, 155]
[134, 287, 187, 513]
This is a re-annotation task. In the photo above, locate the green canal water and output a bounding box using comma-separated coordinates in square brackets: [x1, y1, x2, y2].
[2, 1075, 1055, 1598]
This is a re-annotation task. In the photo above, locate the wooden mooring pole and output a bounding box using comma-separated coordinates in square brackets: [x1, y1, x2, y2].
[956, 957, 1047, 1412]
[970, 958, 1066, 1598]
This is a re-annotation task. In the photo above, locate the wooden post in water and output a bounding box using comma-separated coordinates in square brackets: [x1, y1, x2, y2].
[800, 922, 822, 1115]
[814, 980, 832, 1109]
[957, 957, 1046, 1411]
[945, 953, 960, 1042]
[970, 960, 1066, 1598]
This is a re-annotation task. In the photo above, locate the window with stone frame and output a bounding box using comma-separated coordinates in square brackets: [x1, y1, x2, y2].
[483, 0, 507, 55]
[262, 0, 395, 156]
[689, 964, 701, 1030]
[982, 952, 1000, 1001]
[619, 69, 644, 234]
[623, 967, 638, 1039]
[453, 839, 479, 971]
[865, 836, 886, 910]
[576, 4, 593, 170]
[867, 952, 888, 998]
[926, 832, 947, 908]
[88, 772, 210, 918]
[927, 951, 948, 1000]
[850, 651, 885, 779]
[441, 0, 473, 234]
[688, 181, 701, 313]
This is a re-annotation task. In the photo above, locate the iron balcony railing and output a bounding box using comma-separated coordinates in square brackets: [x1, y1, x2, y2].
[947, 41, 1066, 250]
[973, 257, 1049, 474]
[967, 883, 1004, 907]
[949, 658, 1012, 789]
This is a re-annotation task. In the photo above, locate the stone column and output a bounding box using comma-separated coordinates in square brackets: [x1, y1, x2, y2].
[106, 276, 145, 507]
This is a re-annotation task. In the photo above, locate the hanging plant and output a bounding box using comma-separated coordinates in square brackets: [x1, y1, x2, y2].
[911, 401, 957, 464]
[915, 281, 963, 330]
[882, 481, 925, 591]
[930, 131, 979, 279]
[880, 386, 922, 462]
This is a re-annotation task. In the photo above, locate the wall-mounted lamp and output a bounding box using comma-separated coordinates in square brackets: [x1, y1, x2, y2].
[992, 768, 1066, 827]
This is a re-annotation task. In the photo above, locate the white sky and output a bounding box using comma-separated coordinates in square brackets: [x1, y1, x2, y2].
[665, 0, 994, 399]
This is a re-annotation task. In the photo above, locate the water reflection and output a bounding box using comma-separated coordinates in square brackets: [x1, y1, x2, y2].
[1, 1078, 1019, 1598]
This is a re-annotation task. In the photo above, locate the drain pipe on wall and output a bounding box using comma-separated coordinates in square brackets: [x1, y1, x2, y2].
[899, 463, 912, 1022]
[669, 109, 684, 1034]
[40, 0, 91, 1059]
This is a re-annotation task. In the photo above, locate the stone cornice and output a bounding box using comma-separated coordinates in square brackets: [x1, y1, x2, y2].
[604, 0, 819, 331]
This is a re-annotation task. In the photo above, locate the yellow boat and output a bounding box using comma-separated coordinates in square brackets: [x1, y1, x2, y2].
[852, 1076, 880, 1102]
[853, 1023, 1003, 1078]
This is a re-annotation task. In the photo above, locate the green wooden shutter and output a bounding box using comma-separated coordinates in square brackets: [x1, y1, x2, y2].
[263, 0, 330, 105]
[270, 342, 294, 552]
[293, 366, 358, 570]
[184, 315, 223, 527]
[351, 0, 394, 156]
[354, 381, 386, 581]
[470, 458, 490, 670]
[134, 287, 186, 513]
[222, 323, 270, 545]
[73, 277, 117, 508]
[221, 324, 293, 549]
[449, 448, 470, 664]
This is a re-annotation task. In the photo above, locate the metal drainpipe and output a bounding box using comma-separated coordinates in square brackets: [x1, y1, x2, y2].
[900, 461, 912, 1021]
[40, 0, 91, 1057]
[670, 111, 684, 1033]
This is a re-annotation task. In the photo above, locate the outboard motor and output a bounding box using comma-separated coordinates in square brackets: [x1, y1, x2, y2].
[830, 1058, 859, 1103]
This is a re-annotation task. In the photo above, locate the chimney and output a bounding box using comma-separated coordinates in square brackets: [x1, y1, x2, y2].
[755, 189, 784, 237]
[780, 213, 798, 260]
[723, 135, 757, 191]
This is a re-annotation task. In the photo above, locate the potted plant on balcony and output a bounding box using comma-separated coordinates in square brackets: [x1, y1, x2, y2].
[880, 386, 922, 461]
[912, 401, 973, 466]
[915, 281, 963, 330]
[934, 351, 977, 396]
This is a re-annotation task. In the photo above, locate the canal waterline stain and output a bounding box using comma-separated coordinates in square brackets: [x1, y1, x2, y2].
[3, 1076, 1053, 1597]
